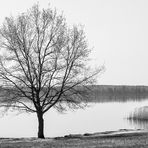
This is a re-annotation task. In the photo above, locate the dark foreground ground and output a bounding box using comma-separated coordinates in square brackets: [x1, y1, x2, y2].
[1, 129, 148, 148]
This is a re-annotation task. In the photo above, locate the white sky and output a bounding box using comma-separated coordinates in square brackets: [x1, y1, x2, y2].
[0, 0, 148, 85]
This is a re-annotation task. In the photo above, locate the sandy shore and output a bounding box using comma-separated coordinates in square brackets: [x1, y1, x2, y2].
[0, 129, 148, 148]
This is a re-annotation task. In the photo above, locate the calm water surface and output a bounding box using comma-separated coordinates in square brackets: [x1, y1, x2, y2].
[0, 100, 148, 138]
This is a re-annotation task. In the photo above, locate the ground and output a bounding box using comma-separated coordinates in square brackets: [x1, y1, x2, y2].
[0, 129, 148, 148]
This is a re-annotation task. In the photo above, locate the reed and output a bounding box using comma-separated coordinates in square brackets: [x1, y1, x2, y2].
[128, 106, 148, 120]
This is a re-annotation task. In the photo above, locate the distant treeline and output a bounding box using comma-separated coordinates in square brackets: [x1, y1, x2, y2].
[1, 85, 148, 103]
[84, 85, 148, 102]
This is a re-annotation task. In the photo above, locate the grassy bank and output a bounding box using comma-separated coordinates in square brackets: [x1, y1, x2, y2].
[0, 130, 148, 148]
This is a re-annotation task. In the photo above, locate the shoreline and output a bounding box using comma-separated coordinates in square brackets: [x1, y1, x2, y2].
[0, 129, 146, 139]
[55, 128, 148, 139]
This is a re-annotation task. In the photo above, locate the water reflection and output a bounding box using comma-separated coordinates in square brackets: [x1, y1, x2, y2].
[128, 119, 148, 130]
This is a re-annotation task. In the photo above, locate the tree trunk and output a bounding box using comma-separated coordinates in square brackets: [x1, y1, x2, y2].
[37, 111, 45, 138]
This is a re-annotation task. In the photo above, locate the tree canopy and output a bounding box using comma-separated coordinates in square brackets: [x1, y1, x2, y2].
[0, 4, 103, 138]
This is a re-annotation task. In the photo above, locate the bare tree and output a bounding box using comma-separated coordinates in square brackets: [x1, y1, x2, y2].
[0, 4, 103, 138]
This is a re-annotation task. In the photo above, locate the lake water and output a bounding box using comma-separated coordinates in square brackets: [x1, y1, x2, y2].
[0, 100, 148, 138]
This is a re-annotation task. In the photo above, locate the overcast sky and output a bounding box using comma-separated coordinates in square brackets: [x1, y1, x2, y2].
[0, 0, 148, 85]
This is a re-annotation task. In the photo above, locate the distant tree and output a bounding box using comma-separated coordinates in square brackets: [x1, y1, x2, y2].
[0, 4, 103, 138]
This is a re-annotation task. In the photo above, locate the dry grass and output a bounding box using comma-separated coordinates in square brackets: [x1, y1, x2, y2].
[128, 106, 148, 120]
[0, 131, 148, 148]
